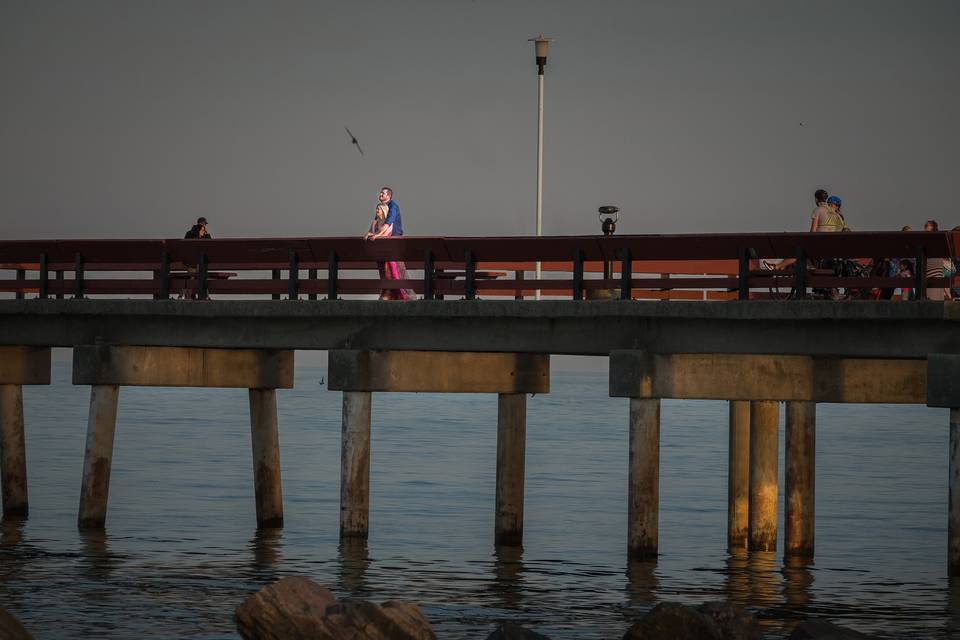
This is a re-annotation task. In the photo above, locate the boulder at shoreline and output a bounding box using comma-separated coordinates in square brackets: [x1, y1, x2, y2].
[623, 601, 762, 640]
[789, 619, 875, 639]
[234, 576, 436, 640]
[0, 606, 34, 640]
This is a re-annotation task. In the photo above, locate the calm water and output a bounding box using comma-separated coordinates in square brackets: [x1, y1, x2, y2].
[1, 355, 958, 639]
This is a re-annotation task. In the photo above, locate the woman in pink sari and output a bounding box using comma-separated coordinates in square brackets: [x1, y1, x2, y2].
[364, 203, 414, 300]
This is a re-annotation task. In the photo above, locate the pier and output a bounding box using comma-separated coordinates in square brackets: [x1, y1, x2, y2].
[2, 231, 960, 575]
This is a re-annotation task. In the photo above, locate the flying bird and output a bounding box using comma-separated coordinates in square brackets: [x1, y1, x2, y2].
[344, 126, 364, 156]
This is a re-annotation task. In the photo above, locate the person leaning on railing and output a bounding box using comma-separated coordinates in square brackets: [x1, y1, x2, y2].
[924, 220, 951, 301]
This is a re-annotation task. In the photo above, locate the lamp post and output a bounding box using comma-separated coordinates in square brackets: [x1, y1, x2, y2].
[598, 205, 620, 282]
[529, 34, 551, 299]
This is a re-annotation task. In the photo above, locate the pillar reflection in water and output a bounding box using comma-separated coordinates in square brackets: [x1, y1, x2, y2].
[250, 527, 284, 574]
[79, 528, 115, 582]
[781, 556, 814, 610]
[625, 557, 658, 607]
[948, 577, 960, 637]
[337, 537, 370, 598]
[747, 550, 782, 609]
[0, 518, 26, 610]
[492, 544, 525, 610]
[724, 548, 750, 607]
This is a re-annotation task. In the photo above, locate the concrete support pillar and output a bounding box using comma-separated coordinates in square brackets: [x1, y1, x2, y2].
[727, 400, 750, 550]
[628, 398, 660, 558]
[950, 408, 960, 576]
[748, 400, 779, 552]
[785, 401, 815, 559]
[340, 391, 372, 538]
[78, 385, 120, 530]
[495, 393, 526, 546]
[249, 389, 283, 528]
[0, 385, 28, 518]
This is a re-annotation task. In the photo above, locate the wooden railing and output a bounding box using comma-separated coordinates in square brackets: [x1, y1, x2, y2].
[1, 231, 957, 300]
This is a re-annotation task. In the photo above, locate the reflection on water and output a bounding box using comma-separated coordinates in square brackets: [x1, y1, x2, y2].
[250, 527, 283, 575]
[80, 529, 115, 581]
[337, 537, 370, 597]
[1, 366, 958, 638]
[491, 544, 524, 610]
[1, 517, 25, 549]
[625, 557, 658, 606]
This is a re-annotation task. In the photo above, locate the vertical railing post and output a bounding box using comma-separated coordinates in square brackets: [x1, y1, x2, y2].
[56, 270, 64, 299]
[514, 270, 525, 300]
[288, 250, 299, 300]
[14, 270, 25, 300]
[158, 251, 170, 300]
[38, 253, 48, 299]
[308, 269, 318, 300]
[915, 246, 927, 301]
[792, 248, 807, 299]
[197, 253, 209, 300]
[465, 250, 477, 300]
[327, 251, 338, 300]
[73, 253, 84, 299]
[573, 249, 584, 300]
[620, 248, 632, 300]
[737, 248, 751, 301]
[423, 250, 434, 300]
[271, 269, 281, 300]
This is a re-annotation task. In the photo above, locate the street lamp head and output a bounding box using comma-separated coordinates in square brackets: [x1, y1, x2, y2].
[598, 205, 620, 235]
[528, 34, 552, 74]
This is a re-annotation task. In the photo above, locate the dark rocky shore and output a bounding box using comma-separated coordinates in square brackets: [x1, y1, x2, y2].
[0, 576, 876, 640]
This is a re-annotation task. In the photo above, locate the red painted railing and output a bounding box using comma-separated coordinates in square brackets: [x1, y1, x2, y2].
[1, 232, 957, 300]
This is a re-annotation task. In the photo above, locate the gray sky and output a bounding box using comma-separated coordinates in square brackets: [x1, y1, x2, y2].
[1, 0, 958, 240]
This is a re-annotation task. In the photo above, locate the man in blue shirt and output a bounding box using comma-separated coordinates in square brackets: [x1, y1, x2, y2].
[377, 186, 403, 236]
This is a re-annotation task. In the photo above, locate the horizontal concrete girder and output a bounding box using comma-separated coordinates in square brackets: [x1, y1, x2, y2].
[328, 350, 549, 393]
[0, 347, 51, 385]
[3, 299, 960, 359]
[609, 351, 926, 403]
[72, 345, 294, 389]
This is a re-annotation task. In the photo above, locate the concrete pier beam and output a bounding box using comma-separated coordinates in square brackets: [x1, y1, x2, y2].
[748, 400, 779, 552]
[72, 345, 294, 530]
[329, 350, 549, 543]
[340, 391, 372, 539]
[727, 400, 750, 550]
[0, 385, 27, 518]
[0, 347, 51, 520]
[785, 401, 815, 558]
[628, 398, 660, 559]
[249, 389, 283, 528]
[495, 393, 527, 546]
[78, 384, 120, 530]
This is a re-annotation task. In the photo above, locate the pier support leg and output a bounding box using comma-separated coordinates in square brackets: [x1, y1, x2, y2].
[249, 389, 283, 528]
[785, 401, 815, 559]
[495, 393, 526, 546]
[748, 400, 779, 552]
[78, 385, 120, 530]
[727, 400, 750, 550]
[340, 391, 372, 539]
[950, 409, 960, 576]
[0, 385, 28, 519]
[628, 398, 660, 558]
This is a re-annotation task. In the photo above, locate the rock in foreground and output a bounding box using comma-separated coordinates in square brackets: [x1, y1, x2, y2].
[486, 622, 552, 639]
[0, 606, 33, 640]
[623, 602, 722, 640]
[235, 576, 436, 640]
[623, 601, 761, 640]
[789, 619, 875, 640]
